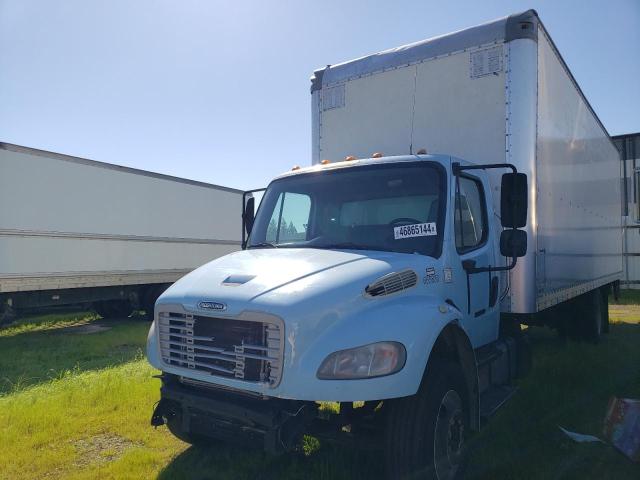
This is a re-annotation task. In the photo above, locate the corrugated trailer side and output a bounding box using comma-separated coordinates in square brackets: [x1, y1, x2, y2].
[0, 143, 242, 319]
[310, 9, 622, 314]
[534, 25, 622, 310]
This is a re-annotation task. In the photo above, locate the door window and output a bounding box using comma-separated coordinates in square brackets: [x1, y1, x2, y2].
[455, 176, 487, 252]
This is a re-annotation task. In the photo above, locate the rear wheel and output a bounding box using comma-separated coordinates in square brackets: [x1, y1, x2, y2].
[576, 290, 603, 343]
[385, 360, 469, 480]
[600, 287, 610, 334]
[580, 290, 604, 343]
[556, 290, 605, 343]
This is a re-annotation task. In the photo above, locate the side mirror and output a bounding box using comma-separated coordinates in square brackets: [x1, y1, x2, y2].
[501, 173, 527, 228]
[243, 196, 255, 237]
[500, 229, 527, 258]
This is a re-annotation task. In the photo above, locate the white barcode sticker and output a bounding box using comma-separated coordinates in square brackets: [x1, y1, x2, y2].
[394, 223, 437, 240]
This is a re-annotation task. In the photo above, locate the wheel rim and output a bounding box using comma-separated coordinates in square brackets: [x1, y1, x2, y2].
[434, 389, 465, 480]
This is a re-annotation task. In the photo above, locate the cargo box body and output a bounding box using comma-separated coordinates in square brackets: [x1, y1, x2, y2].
[0, 143, 241, 296]
[310, 10, 622, 314]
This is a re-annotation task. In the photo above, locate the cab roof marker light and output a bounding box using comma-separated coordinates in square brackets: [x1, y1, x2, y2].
[291, 165, 301, 171]
[344, 155, 357, 161]
[416, 149, 427, 155]
[320, 159, 331, 165]
[371, 152, 383, 158]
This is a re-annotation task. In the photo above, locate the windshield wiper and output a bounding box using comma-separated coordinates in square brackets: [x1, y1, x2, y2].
[248, 242, 278, 249]
[317, 242, 393, 252]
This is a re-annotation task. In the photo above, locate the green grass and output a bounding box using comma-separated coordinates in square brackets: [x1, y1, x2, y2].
[610, 288, 640, 305]
[0, 308, 639, 479]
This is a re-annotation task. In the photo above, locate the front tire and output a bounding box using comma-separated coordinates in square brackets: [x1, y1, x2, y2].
[385, 360, 469, 480]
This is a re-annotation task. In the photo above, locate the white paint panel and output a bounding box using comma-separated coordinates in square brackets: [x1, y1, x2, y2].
[0, 146, 241, 292]
[0, 236, 236, 277]
[535, 28, 622, 305]
[411, 48, 505, 178]
[0, 148, 240, 240]
[318, 67, 416, 161]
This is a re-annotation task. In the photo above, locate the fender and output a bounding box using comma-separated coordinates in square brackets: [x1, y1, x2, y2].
[416, 307, 480, 431]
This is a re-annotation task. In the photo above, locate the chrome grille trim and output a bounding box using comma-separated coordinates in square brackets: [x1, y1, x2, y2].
[156, 307, 284, 387]
[364, 269, 418, 297]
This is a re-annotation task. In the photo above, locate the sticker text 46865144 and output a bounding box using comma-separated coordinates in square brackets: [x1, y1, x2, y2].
[393, 222, 437, 240]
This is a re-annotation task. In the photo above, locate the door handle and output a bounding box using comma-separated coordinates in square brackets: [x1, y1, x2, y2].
[489, 276, 499, 307]
[462, 259, 476, 272]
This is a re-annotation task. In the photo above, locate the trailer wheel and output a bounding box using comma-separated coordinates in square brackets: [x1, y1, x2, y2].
[142, 285, 166, 320]
[600, 287, 610, 334]
[578, 290, 603, 344]
[385, 360, 469, 480]
[93, 300, 133, 319]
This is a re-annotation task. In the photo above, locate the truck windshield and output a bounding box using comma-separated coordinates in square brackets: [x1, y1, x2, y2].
[248, 162, 445, 257]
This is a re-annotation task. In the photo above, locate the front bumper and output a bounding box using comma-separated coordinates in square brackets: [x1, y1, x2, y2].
[151, 375, 317, 453]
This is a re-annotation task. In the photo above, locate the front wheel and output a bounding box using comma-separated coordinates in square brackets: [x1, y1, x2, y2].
[385, 360, 469, 480]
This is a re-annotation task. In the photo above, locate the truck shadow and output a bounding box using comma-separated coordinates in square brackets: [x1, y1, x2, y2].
[157, 442, 384, 480]
[0, 310, 149, 395]
[157, 320, 640, 480]
[466, 319, 640, 480]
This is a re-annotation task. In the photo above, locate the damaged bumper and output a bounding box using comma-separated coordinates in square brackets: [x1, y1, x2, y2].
[151, 374, 317, 453]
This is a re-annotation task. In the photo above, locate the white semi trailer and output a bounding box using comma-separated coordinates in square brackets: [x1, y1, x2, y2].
[0, 143, 241, 322]
[147, 10, 622, 478]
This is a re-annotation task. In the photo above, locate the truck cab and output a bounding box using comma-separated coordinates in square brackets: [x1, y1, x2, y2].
[147, 154, 528, 478]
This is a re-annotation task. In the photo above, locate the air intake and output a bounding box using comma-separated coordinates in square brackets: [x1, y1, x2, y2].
[364, 269, 418, 297]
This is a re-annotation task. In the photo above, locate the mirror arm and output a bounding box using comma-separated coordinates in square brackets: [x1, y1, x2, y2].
[464, 256, 517, 274]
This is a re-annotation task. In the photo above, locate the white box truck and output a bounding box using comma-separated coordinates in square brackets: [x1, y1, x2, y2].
[0, 143, 242, 322]
[147, 10, 622, 478]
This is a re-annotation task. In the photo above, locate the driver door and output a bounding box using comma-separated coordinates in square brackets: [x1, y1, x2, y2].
[454, 173, 498, 347]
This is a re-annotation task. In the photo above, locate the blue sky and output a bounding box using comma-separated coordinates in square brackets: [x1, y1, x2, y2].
[0, 0, 638, 191]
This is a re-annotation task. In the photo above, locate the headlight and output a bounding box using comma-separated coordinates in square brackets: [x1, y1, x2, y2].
[316, 341, 406, 380]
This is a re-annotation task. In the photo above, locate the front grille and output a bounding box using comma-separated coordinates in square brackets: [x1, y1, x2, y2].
[157, 311, 283, 386]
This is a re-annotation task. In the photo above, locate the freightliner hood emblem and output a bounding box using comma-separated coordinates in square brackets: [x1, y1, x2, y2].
[198, 301, 227, 311]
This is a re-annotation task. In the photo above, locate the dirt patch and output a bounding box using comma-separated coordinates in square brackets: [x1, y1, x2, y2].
[73, 433, 139, 467]
[61, 324, 112, 335]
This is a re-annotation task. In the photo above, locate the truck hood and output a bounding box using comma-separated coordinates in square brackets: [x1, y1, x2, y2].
[160, 248, 402, 312]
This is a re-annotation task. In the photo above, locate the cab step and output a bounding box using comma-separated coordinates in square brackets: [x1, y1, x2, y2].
[479, 385, 517, 420]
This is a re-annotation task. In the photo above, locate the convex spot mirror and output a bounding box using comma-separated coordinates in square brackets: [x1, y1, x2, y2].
[500, 229, 527, 258]
[501, 173, 527, 228]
